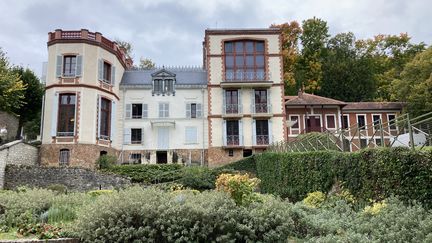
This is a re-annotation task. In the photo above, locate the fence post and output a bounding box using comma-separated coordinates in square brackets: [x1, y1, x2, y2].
[407, 114, 415, 150]
[379, 119, 384, 147]
[341, 130, 345, 152]
[358, 125, 362, 149]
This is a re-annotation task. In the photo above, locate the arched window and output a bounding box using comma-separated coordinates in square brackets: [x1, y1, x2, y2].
[59, 149, 70, 166]
[224, 40, 265, 81]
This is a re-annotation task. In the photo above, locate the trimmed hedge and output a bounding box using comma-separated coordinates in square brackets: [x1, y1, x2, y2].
[104, 164, 183, 183]
[256, 148, 432, 205]
[219, 155, 257, 174]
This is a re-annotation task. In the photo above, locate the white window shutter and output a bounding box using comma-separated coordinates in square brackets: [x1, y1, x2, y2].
[268, 119, 273, 144]
[159, 103, 163, 118]
[185, 127, 197, 143]
[222, 90, 226, 114]
[111, 66, 116, 86]
[165, 103, 169, 117]
[267, 88, 271, 113]
[186, 103, 191, 118]
[97, 95, 101, 138]
[142, 104, 148, 118]
[141, 128, 145, 145]
[123, 128, 131, 144]
[125, 104, 132, 119]
[251, 89, 255, 113]
[51, 93, 59, 136]
[196, 103, 202, 118]
[252, 119, 256, 145]
[110, 101, 116, 141]
[222, 120, 227, 146]
[239, 120, 243, 146]
[56, 56, 63, 78]
[98, 59, 103, 81]
[238, 89, 242, 113]
[75, 55, 83, 77]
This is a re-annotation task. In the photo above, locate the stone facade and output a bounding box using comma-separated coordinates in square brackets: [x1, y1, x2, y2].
[0, 140, 39, 189]
[0, 111, 19, 142]
[4, 164, 131, 191]
[40, 144, 118, 169]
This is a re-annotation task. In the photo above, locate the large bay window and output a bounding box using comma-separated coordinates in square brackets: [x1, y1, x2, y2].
[224, 40, 265, 81]
[57, 94, 76, 136]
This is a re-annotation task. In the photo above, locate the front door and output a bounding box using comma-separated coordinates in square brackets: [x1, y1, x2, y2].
[306, 116, 322, 132]
[158, 127, 169, 149]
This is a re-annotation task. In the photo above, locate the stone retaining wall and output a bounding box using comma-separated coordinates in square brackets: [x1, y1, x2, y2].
[4, 165, 131, 191]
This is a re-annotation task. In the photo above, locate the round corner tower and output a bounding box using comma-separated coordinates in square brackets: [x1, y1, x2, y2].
[40, 29, 130, 168]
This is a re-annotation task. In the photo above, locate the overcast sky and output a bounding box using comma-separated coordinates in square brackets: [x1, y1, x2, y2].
[0, 0, 430, 77]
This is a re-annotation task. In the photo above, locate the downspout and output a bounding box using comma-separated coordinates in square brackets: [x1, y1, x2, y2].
[121, 87, 125, 164]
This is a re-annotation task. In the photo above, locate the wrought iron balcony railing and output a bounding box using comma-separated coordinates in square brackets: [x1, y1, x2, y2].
[226, 135, 240, 146]
[252, 103, 272, 114]
[223, 104, 242, 115]
[225, 71, 270, 82]
[57, 132, 74, 137]
[256, 135, 270, 145]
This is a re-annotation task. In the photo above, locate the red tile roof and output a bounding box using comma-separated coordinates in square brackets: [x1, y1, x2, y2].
[285, 92, 346, 106]
[343, 102, 404, 111]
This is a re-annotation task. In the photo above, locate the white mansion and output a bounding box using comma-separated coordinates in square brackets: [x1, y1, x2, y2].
[40, 28, 285, 167]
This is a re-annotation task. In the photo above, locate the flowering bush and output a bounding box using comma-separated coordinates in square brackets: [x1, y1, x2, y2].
[215, 173, 260, 206]
[363, 200, 387, 215]
[303, 191, 326, 208]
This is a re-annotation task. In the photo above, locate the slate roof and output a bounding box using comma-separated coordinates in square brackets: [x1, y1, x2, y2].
[120, 67, 207, 86]
[343, 102, 404, 111]
[285, 92, 346, 106]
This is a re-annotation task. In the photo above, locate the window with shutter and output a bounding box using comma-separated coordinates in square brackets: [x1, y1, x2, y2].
[159, 103, 169, 118]
[125, 104, 132, 119]
[63, 56, 76, 77]
[185, 127, 197, 144]
[142, 104, 148, 118]
[186, 103, 191, 118]
[132, 104, 142, 119]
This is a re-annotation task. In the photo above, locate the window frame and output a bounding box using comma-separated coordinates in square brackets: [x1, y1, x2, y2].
[224, 40, 266, 81]
[103, 61, 112, 83]
[59, 149, 70, 166]
[57, 93, 76, 137]
[289, 115, 300, 132]
[356, 114, 367, 130]
[99, 98, 111, 139]
[131, 128, 142, 144]
[372, 114, 382, 131]
[325, 114, 337, 130]
[132, 103, 143, 119]
[63, 55, 77, 77]
[159, 102, 169, 118]
[387, 114, 397, 131]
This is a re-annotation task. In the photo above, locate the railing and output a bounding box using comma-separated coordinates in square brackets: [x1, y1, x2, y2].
[224, 104, 242, 115]
[256, 135, 269, 145]
[226, 135, 240, 146]
[268, 111, 432, 153]
[57, 132, 74, 137]
[252, 103, 272, 114]
[225, 71, 270, 81]
[48, 29, 128, 68]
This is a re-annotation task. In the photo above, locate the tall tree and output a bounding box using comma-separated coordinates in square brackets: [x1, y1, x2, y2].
[0, 48, 26, 113]
[296, 17, 330, 93]
[392, 47, 432, 117]
[270, 21, 302, 95]
[115, 39, 133, 59]
[139, 57, 156, 69]
[320, 33, 376, 101]
[11, 67, 44, 139]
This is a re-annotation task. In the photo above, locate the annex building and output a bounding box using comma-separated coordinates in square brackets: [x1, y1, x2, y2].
[40, 28, 403, 168]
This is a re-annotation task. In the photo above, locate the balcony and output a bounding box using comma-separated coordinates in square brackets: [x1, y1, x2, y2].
[226, 135, 241, 147]
[256, 135, 270, 145]
[251, 103, 272, 117]
[47, 29, 130, 68]
[221, 71, 273, 88]
[222, 104, 243, 118]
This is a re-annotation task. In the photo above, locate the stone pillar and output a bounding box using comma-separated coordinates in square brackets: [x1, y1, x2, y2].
[95, 32, 102, 42]
[81, 29, 89, 39]
[54, 29, 62, 39]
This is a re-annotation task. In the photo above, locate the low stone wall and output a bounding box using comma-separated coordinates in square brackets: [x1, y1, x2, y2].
[4, 165, 131, 191]
[0, 140, 39, 189]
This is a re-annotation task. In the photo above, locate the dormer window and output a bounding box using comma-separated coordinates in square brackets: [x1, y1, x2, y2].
[151, 68, 176, 96]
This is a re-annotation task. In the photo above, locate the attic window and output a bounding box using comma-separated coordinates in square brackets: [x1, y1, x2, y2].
[152, 79, 175, 95]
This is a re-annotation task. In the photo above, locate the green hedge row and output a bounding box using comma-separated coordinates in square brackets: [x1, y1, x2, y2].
[256, 148, 432, 205]
[219, 155, 257, 174]
[104, 164, 183, 183]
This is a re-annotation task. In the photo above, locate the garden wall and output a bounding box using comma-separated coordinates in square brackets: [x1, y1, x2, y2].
[4, 165, 131, 191]
[255, 148, 432, 206]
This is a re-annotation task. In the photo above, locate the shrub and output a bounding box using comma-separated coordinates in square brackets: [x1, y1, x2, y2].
[256, 148, 432, 206]
[87, 190, 114, 197]
[303, 191, 326, 208]
[104, 164, 183, 183]
[46, 184, 68, 194]
[215, 173, 260, 206]
[96, 155, 117, 169]
[363, 200, 387, 215]
[178, 166, 217, 190]
[219, 155, 257, 174]
[72, 187, 297, 242]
